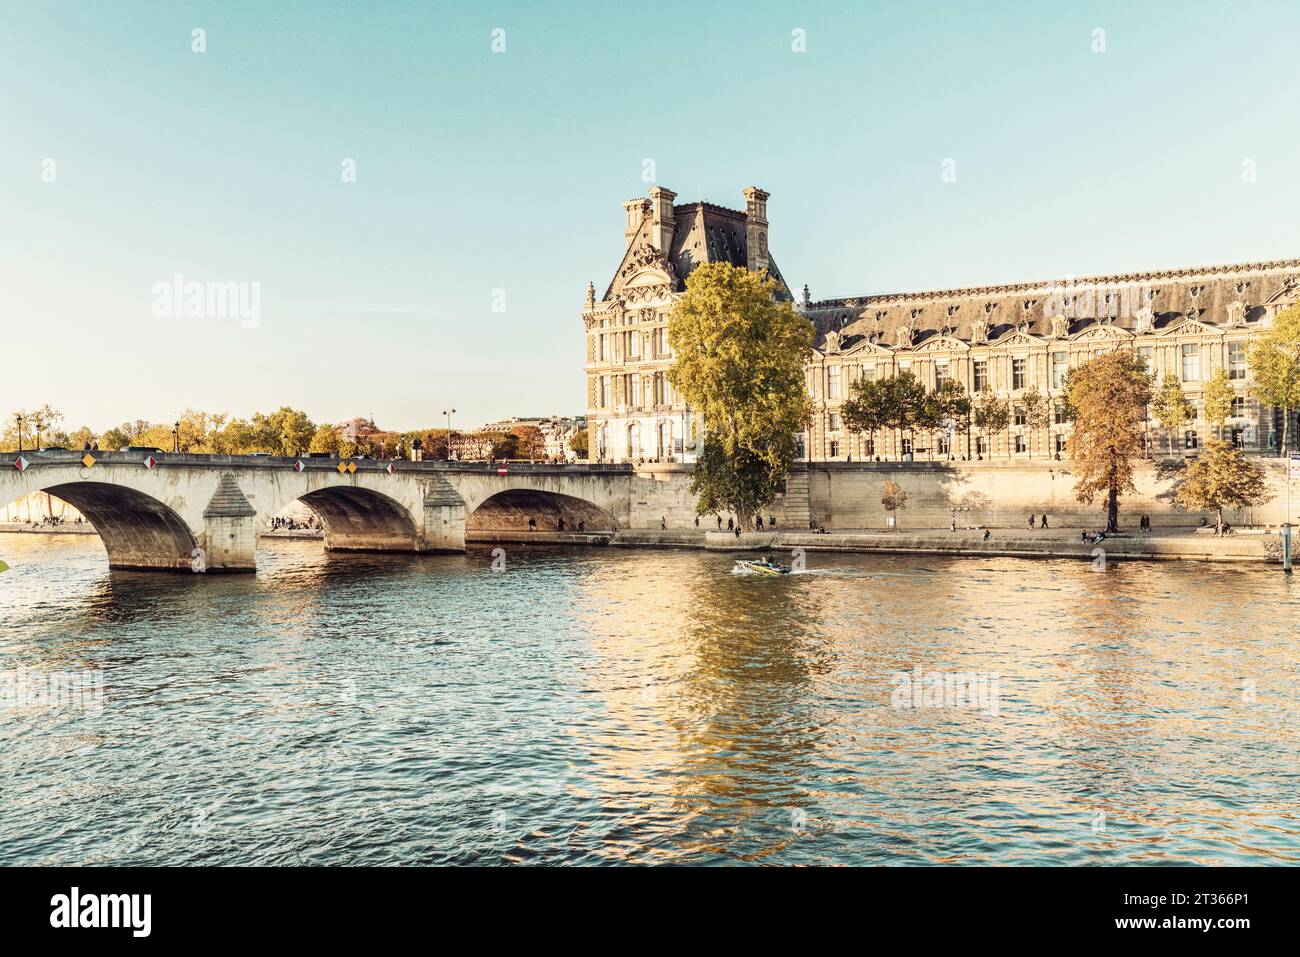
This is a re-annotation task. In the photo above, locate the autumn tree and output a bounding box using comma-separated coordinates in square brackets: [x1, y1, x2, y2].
[1176, 438, 1270, 528]
[667, 262, 812, 526]
[1248, 305, 1300, 452]
[881, 479, 909, 528]
[512, 424, 546, 460]
[921, 380, 972, 459]
[569, 430, 589, 459]
[1150, 374, 1194, 457]
[308, 424, 340, 454]
[1067, 350, 1153, 532]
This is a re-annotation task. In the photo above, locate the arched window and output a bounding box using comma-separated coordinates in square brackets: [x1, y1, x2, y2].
[1184, 430, 1199, 450]
[627, 422, 641, 459]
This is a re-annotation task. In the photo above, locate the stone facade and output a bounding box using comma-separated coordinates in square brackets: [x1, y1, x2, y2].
[584, 184, 1300, 464]
[582, 186, 792, 464]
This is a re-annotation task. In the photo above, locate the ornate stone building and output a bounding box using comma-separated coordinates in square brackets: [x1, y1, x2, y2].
[582, 186, 791, 463]
[585, 185, 1300, 463]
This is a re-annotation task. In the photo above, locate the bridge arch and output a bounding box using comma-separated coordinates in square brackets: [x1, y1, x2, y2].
[291, 485, 423, 552]
[12, 482, 198, 571]
[466, 488, 616, 539]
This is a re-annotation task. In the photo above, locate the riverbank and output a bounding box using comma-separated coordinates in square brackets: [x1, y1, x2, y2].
[0, 522, 97, 535]
[611, 526, 1291, 563]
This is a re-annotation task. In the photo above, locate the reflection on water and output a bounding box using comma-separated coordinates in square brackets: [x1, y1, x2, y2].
[1, 532, 1297, 865]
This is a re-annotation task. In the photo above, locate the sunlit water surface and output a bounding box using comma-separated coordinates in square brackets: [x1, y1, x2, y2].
[1, 533, 1298, 865]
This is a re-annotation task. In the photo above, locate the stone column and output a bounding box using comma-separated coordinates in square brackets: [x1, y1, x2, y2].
[201, 473, 258, 572]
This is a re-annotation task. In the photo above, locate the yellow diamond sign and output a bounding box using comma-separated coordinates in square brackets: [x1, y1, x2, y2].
[81, 453, 96, 468]
[347, 461, 357, 474]
[337, 461, 348, 474]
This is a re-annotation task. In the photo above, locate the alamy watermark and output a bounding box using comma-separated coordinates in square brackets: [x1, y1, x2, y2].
[1, 667, 104, 712]
[890, 667, 1000, 716]
[151, 273, 261, 329]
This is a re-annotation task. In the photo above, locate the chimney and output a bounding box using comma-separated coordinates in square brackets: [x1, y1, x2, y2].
[648, 187, 677, 253]
[742, 186, 770, 273]
[622, 198, 650, 246]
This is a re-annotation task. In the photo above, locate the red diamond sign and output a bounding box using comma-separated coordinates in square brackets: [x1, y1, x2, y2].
[293, 460, 305, 472]
[386, 463, 396, 475]
[13, 456, 29, 472]
[143, 455, 158, 469]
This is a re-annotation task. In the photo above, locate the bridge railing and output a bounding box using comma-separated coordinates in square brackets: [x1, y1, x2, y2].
[6, 449, 635, 474]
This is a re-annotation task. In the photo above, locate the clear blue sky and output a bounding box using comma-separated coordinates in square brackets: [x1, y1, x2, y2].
[3, 0, 1298, 433]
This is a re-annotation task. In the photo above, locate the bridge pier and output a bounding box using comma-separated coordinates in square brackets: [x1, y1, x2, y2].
[200, 474, 258, 572]
[422, 476, 467, 552]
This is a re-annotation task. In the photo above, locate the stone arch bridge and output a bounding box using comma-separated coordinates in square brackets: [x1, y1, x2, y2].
[3, 451, 656, 572]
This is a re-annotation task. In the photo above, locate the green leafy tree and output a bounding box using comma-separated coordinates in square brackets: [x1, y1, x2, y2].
[841, 377, 889, 456]
[308, 424, 340, 454]
[1067, 350, 1153, 532]
[1248, 305, 1300, 452]
[667, 262, 813, 526]
[973, 389, 1010, 458]
[1176, 438, 1270, 528]
[1201, 369, 1235, 439]
[921, 380, 971, 459]
[100, 427, 131, 451]
[1019, 386, 1050, 458]
[1151, 374, 1194, 457]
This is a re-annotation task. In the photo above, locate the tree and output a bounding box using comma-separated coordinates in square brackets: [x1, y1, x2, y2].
[841, 377, 889, 457]
[100, 427, 131, 451]
[1067, 350, 1153, 532]
[1019, 387, 1050, 458]
[1248, 305, 1300, 452]
[308, 424, 340, 454]
[569, 430, 589, 459]
[973, 389, 1010, 458]
[1176, 438, 1270, 528]
[667, 262, 812, 527]
[921, 380, 972, 459]
[1201, 369, 1235, 439]
[512, 425, 546, 460]
[1150, 374, 1194, 457]
[881, 479, 908, 528]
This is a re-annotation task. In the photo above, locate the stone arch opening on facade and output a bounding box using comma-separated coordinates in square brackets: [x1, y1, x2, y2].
[20, 482, 198, 571]
[465, 489, 616, 539]
[293, 486, 422, 552]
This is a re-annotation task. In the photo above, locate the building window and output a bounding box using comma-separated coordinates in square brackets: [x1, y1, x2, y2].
[1231, 396, 1247, 418]
[1014, 434, 1027, 453]
[1013, 406, 1027, 426]
[973, 360, 988, 393]
[1053, 403, 1066, 425]
[863, 364, 877, 381]
[1184, 430, 1199, 450]
[1052, 352, 1068, 390]
[1138, 346, 1153, 374]
[901, 438, 913, 456]
[829, 440, 839, 458]
[1055, 433, 1067, 454]
[600, 376, 610, 408]
[1228, 341, 1247, 380]
[1012, 357, 1027, 391]
[630, 373, 640, 410]
[865, 438, 875, 457]
[628, 331, 640, 358]
[976, 436, 988, 456]
[935, 361, 950, 387]
[1181, 343, 1200, 382]
[827, 366, 842, 399]
[828, 412, 842, 432]
[938, 434, 950, 455]
[598, 334, 607, 362]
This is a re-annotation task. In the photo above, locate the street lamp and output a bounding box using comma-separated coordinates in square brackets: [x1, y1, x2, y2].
[442, 408, 456, 461]
[15, 414, 24, 453]
[173, 421, 180, 453]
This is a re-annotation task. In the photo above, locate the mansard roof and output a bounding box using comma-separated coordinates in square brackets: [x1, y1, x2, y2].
[808, 258, 1300, 353]
[602, 200, 792, 303]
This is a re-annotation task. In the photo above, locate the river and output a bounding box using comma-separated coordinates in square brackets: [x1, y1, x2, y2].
[1, 533, 1297, 865]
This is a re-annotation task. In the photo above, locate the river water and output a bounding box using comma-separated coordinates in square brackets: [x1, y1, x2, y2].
[1, 533, 1297, 866]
